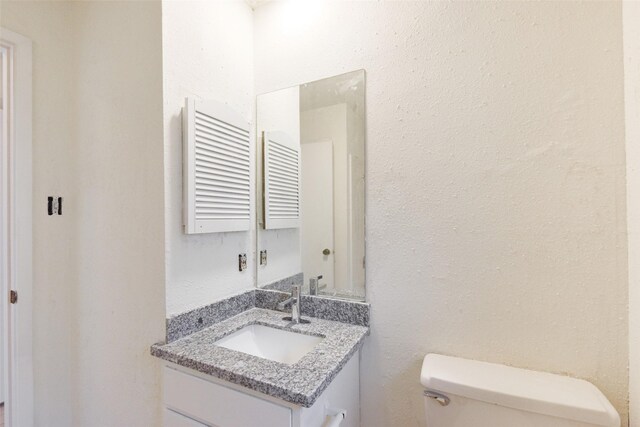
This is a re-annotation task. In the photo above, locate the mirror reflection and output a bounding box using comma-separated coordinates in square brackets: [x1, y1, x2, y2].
[256, 70, 365, 301]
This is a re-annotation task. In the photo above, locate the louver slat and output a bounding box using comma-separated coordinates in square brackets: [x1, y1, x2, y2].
[183, 98, 252, 234]
[264, 131, 300, 229]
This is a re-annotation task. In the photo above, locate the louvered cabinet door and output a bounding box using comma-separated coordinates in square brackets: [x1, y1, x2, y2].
[263, 131, 300, 230]
[183, 99, 251, 234]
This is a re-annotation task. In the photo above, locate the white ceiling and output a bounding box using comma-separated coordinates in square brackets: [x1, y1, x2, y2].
[244, 0, 271, 10]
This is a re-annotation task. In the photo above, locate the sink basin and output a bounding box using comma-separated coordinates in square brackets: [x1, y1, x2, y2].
[214, 324, 323, 365]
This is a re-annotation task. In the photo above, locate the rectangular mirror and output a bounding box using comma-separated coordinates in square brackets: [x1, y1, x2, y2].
[256, 70, 366, 301]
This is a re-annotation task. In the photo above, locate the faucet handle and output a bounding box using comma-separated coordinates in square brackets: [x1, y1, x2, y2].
[292, 284, 301, 298]
[309, 275, 324, 296]
[309, 275, 323, 285]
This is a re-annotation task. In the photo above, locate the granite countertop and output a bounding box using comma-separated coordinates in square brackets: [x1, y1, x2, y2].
[151, 308, 369, 407]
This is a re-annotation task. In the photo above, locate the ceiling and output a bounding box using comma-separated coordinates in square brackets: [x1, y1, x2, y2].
[244, 0, 271, 10]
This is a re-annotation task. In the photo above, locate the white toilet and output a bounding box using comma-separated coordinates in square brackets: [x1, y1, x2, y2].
[421, 354, 620, 427]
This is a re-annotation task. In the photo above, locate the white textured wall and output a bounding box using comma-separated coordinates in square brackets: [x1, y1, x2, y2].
[0, 3, 75, 425]
[71, 2, 165, 425]
[163, 0, 255, 315]
[254, 2, 629, 425]
[624, 1, 640, 425]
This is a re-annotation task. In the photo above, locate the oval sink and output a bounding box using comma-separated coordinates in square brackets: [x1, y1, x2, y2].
[214, 324, 323, 365]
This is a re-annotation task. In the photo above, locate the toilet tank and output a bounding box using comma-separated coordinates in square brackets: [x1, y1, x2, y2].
[420, 354, 620, 427]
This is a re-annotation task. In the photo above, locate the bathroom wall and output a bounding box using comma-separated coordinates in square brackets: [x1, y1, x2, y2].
[624, 1, 640, 425]
[70, 2, 165, 425]
[162, 0, 255, 315]
[1, 3, 76, 424]
[254, 2, 629, 425]
[1, 1, 166, 425]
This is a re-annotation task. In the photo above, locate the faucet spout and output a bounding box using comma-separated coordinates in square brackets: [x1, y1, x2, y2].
[277, 297, 295, 311]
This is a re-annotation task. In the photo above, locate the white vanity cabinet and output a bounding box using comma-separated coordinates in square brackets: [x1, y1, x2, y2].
[163, 351, 360, 427]
[165, 409, 209, 427]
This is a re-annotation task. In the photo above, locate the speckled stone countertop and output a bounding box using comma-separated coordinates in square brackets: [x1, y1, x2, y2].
[151, 308, 369, 407]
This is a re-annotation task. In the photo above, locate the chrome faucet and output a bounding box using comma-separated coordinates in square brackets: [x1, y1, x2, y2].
[277, 285, 302, 324]
[309, 275, 325, 296]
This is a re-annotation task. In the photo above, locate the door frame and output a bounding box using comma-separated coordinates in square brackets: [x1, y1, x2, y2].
[0, 27, 34, 427]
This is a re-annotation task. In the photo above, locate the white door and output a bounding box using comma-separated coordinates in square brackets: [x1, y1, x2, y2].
[0, 107, 4, 405]
[301, 140, 334, 290]
[1, 28, 34, 427]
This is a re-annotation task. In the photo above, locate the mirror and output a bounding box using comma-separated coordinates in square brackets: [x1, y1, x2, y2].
[256, 70, 366, 301]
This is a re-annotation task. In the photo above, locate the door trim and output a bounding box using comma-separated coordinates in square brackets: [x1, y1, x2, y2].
[1, 27, 34, 427]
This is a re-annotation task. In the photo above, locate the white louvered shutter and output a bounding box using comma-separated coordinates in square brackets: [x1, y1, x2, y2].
[263, 131, 300, 230]
[183, 98, 251, 234]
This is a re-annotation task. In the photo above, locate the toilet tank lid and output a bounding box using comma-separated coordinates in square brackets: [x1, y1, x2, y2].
[420, 354, 620, 427]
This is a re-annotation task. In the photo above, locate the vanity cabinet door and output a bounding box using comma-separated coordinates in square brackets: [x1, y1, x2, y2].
[164, 366, 292, 427]
[165, 409, 212, 427]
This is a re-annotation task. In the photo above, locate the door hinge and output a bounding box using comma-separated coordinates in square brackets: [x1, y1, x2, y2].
[10, 290, 18, 304]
